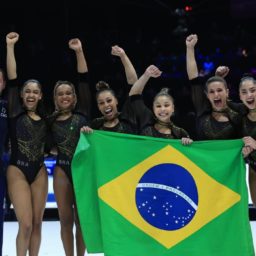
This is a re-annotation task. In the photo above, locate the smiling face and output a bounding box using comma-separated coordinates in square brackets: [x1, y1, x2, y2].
[54, 83, 76, 111]
[21, 82, 42, 111]
[97, 90, 118, 120]
[206, 81, 229, 111]
[153, 95, 174, 123]
[239, 79, 256, 110]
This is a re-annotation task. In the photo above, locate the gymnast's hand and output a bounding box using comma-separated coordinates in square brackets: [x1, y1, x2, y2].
[181, 137, 193, 146]
[144, 65, 162, 78]
[243, 136, 256, 150]
[215, 66, 230, 78]
[185, 34, 198, 48]
[111, 45, 125, 58]
[242, 146, 253, 158]
[80, 126, 93, 133]
[6, 32, 19, 46]
[69, 38, 83, 52]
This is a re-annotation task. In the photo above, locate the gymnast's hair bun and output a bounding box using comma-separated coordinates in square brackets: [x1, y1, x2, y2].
[96, 81, 110, 91]
[159, 88, 169, 94]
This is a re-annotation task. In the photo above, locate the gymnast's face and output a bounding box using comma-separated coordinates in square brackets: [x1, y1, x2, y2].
[97, 91, 118, 120]
[55, 84, 76, 111]
[21, 82, 42, 111]
[239, 80, 256, 110]
[153, 95, 174, 123]
[206, 81, 229, 111]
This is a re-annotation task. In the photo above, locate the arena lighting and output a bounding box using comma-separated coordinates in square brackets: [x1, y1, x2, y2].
[185, 5, 193, 11]
[45, 157, 57, 208]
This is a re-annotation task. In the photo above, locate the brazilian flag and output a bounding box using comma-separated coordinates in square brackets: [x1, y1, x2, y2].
[72, 131, 255, 256]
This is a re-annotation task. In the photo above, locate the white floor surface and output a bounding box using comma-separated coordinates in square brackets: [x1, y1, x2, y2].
[2, 221, 256, 256]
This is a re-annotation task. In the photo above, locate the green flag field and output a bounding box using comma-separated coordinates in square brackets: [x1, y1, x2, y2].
[72, 131, 255, 256]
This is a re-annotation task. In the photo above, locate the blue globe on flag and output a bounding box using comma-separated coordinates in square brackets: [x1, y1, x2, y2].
[135, 163, 198, 231]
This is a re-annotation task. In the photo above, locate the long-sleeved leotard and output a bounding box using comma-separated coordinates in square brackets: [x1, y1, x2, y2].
[8, 79, 47, 184]
[129, 94, 190, 139]
[241, 116, 256, 170]
[190, 77, 242, 140]
[90, 95, 138, 134]
[51, 72, 89, 182]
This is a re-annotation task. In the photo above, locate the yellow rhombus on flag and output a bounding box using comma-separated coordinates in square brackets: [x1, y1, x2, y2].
[98, 145, 240, 248]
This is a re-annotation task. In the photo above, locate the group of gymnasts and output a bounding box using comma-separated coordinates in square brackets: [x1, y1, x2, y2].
[0, 32, 255, 256]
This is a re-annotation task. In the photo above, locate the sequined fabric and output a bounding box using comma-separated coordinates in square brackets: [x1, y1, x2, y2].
[16, 115, 46, 162]
[52, 114, 87, 159]
[141, 124, 189, 139]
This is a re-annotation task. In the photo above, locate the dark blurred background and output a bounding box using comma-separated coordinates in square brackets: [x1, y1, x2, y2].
[1, 0, 256, 219]
[0, 0, 256, 136]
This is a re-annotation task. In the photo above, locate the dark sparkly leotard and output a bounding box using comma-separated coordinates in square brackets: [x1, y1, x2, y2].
[8, 79, 47, 184]
[190, 77, 242, 140]
[129, 94, 190, 139]
[51, 73, 90, 182]
[241, 116, 256, 171]
[52, 114, 87, 182]
[90, 96, 138, 134]
[242, 116, 256, 138]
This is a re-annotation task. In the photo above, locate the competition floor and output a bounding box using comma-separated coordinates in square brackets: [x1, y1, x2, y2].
[2, 221, 256, 255]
